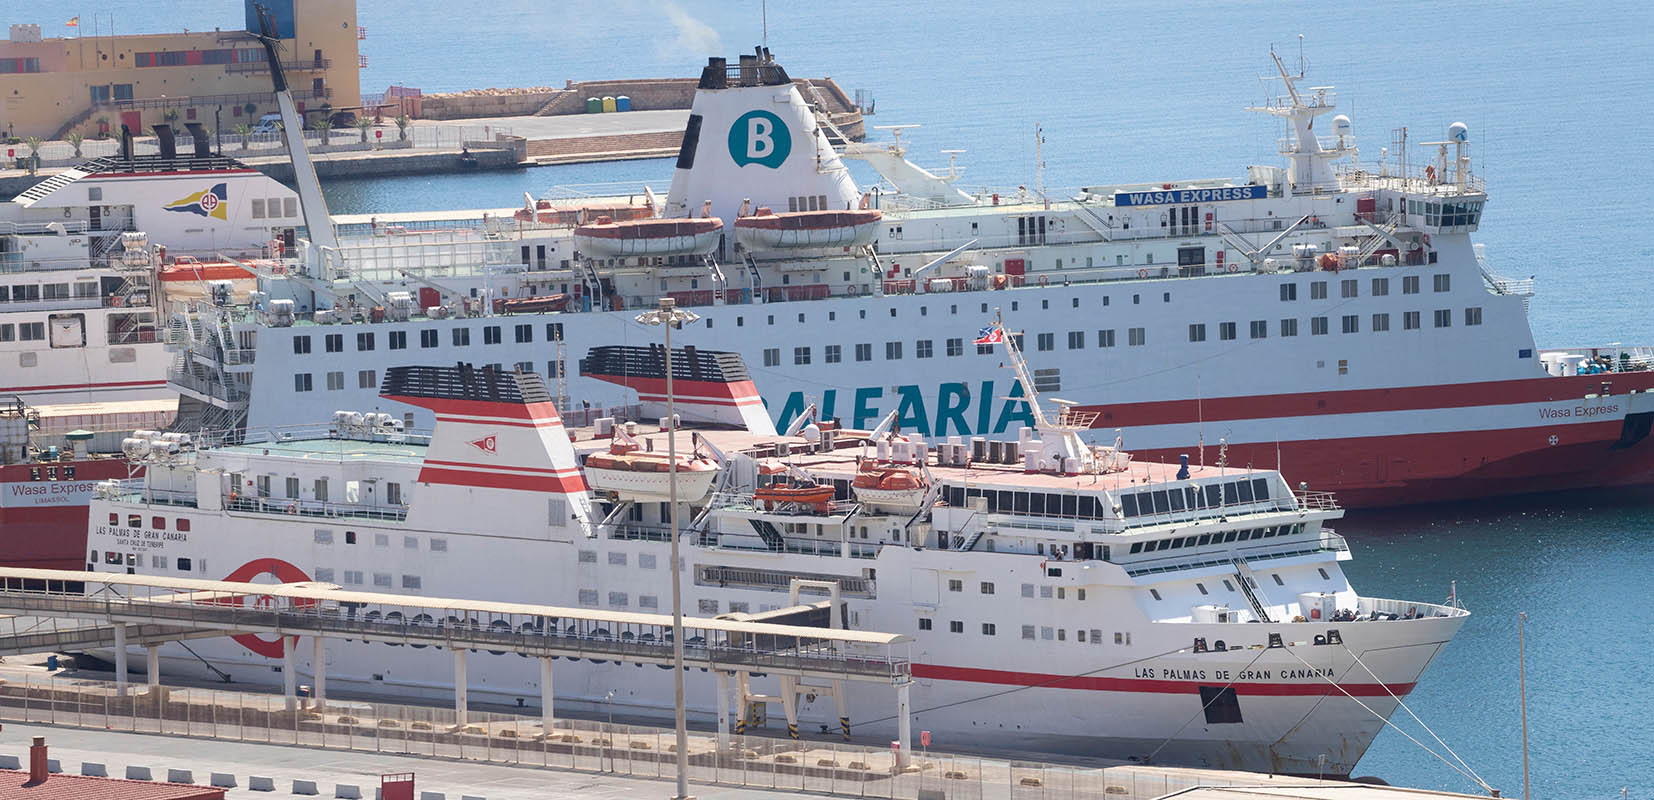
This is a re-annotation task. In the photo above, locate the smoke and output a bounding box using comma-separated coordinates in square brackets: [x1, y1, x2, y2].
[659, 0, 722, 57]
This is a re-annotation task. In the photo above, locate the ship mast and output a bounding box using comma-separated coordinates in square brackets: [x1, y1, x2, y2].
[991, 312, 1111, 474]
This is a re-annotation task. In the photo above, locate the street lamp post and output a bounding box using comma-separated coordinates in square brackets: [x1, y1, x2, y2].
[635, 296, 700, 800]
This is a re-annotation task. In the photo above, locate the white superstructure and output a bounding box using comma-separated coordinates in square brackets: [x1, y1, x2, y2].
[88, 339, 1466, 776]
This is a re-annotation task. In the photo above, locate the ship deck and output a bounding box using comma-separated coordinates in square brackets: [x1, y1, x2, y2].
[215, 436, 427, 464]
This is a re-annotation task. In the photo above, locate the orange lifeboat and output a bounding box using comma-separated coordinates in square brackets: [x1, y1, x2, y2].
[851, 462, 931, 514]
[573, 216, 724, 257]
[584, 438, 719, 501]
[733, 207, 882, 250]
[753, 481, 836, 513]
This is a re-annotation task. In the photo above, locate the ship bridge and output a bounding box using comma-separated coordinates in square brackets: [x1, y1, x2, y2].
[0, 567, 918, 762]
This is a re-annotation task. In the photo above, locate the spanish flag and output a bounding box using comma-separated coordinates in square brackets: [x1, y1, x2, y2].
[66, 16, 79, 27]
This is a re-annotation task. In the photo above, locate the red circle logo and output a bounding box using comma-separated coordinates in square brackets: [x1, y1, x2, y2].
[218, 558, 312, 658]
[198, 192, 220, 212]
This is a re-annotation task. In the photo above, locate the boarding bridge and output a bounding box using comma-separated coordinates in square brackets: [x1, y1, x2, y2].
[0, 568, 918, 766]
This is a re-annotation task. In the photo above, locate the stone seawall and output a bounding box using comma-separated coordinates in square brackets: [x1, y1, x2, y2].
[420, 76, 862, 122]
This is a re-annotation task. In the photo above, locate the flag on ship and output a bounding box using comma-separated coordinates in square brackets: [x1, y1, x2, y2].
[1444, 581, 1456, 606]
[973, 326, 1003, 345]
[65, 16, 79, 27]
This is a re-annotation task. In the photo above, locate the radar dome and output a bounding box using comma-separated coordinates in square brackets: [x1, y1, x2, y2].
[1332, 115, 1352, 137]
[1448, 122, 1469, 142]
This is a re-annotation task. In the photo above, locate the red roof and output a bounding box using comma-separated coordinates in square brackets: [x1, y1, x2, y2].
[0, 770, 224, 800]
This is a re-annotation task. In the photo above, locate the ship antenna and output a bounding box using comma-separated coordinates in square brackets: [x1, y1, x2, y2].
[761, 0, 768, 52]
[1297, 33, 1305, 77]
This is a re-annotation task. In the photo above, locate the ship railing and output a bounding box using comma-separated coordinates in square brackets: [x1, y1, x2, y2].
[1356, 596, 1468, 619]
[223, 495, 410, 523]
[1122, 531, 1348, 578]
[1334, 162, 1487, 196]
[1293, 491, 1341, 512]
[1535, 345, 1654, 374]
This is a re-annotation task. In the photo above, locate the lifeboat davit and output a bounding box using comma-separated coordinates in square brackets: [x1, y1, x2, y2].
[733, 207, 881, 251]
[753, 481, 836, 513]
[584, 439, 719, 502]
[851, 462, 931, 514]
[573, 216, 724, 258]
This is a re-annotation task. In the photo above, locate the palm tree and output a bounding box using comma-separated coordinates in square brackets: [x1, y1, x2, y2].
[394, 114, 411, 142]
[355, 116, 374, 144]
[162, 109, 180, 124]
[23, 136, 42, 175]
[66, 132, 85, 158]
[312, 119, 333, 146]
[234, 123, 252, 150]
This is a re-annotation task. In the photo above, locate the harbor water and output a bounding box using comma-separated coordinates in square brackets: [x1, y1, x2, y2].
[54, 1, 1654, 795]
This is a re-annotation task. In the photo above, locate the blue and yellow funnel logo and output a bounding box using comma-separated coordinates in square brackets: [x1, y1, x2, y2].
[728, 110, 790, 169]
[163, 183, 228, 220]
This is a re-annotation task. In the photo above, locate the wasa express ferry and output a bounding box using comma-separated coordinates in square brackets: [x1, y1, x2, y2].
[87, 330, 1466, 775]
[167, 47, 1654, 512]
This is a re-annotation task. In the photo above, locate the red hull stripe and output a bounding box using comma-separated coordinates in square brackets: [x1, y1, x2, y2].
[422, 459, 580, 476]
[434, 415, 563, 429]
[416, 466, 587, 493]
[385, 395, 564, 422]
[591, 376, 761, 401]
[1085, 373, 1654, 428]
[911, 664, 1414, 697]
[633, 392, 764, 409]
[5, 379, 167, 393]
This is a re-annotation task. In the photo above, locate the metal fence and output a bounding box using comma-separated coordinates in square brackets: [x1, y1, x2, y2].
[15, 124, 514, 168]
[0, 671, 1319, 800]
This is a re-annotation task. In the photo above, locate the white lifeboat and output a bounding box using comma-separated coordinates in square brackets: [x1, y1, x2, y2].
[850, 461, 930, 514]
[583, 437, 719, 502]
[733, 207, 881, 251]
[573, 216, 724, 258]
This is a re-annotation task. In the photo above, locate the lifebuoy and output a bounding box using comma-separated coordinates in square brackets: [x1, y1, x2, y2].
[1137, 268, 1149, 279]
[846, 284, 857, 296]
[1424, 165, 1436, 182]
[1037, 274, 1048, 287]
[285, 503, 298, 514]
[1226, 264, 1239, 273]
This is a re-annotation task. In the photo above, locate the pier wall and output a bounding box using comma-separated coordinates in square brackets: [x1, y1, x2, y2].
[420, 77, 860, 122]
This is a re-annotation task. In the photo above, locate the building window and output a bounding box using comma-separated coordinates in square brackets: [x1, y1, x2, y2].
[916, 339, 934, 358]
[1098, 329, 1116, 347]
[420, 329, 438, 348]
[886, 341, 902, 360]
[1341, 314, 1359, 334]
[1433, 274, 1451, 292]
[1128, 327, 1146, 346]
[356, 332, 374, 351]
[1340, 279, 1358, 298]
[1249, 320, 1267, 339]
[1219, 322, 1236, 341]
[763, 348, 780, 367]
[1310, 281, 1328, 300]
[1372, 313, 1391, 332]
[793, 346, 811, 365]
[824, 344, 841, 363]
[1404, 311, 1421, 330]
[388, 330, 406, 350]
[1280, 283, 1297, 301]
[1188, 324, 1207, 343]
[855, 343, 872, 362]
[1310, 317, 1328, 336]
[452, 328, 470, 346]
[1403, 275, 1420, 294]
[294, 373, 313, 392]
[1465, 307, 1483, 326]
[1434, 309, 1452, 328]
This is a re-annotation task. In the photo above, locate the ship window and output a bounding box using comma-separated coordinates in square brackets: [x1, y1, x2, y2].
[1129, 542, 1142, 554]
[1272, 573, 1285, 586]
[1204, 484, 1222, 507]
[1196, 582, 1208, 595]
[1078, 496, 1097, 518]
[1121, 494, 1138, 517]
[452, 328, 470, 346]
[177, 557, 192, 571]
[1149, 589, 1162, 601]
[1236, 480, 1254, 503]
[1223, 482, 1241, 504]
[1062, 495, 1077, 516]
[1223, 579, 1235, 591]
[127, 514, 141, 528]
[1310, 281, 1327, 300]
[1167, 490, 1185, 512]
[1199, 686, 1243, 724]
[177, 519, 190, 532]
[1197, 534, 1211, 546]
[1185, 487, 1199, 509]
[982, 623, 996, 636]
[1434, 309, 1452, 328]
[918, 618, 932, 631]
[1238, 529, 1252, 541]
[1155, 539, 1171, 551]
[1013, 492, 1029, 513]
[1021, 625, 1036, 640]
[949, 620, 964, 633]
[1465, 307, 1483, 326]
[1030, 493, 1045, 514]
[1152, 491, 1170, 513]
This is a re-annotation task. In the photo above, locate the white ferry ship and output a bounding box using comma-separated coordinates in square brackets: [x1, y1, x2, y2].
[86, 327, 1466, 776]
[0, 125, 299, 568]
[165, 47, 1654, 514]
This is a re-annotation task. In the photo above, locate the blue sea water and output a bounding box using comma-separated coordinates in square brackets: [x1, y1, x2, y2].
[44, 1, 1654, 795]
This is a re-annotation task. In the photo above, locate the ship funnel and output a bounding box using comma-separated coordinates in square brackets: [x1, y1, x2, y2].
[184, 122, 212, 157]
[153, 124, 177, 161]
[664, 48, 858, 256]
[119, 125, 134, 161]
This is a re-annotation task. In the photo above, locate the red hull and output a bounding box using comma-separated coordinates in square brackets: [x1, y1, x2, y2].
[0, 459, 134, 571]
[1132, 418, 1654, 508]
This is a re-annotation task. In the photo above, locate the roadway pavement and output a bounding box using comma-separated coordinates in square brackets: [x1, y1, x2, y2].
[408, 110, 687, 140]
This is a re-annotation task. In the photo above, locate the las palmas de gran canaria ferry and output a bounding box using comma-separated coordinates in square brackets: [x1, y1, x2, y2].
[160, 46, 1654, 527]
[88, 324, 1467, 776]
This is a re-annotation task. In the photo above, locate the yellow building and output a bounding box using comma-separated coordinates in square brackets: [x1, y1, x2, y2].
[1, 0, 360, 140]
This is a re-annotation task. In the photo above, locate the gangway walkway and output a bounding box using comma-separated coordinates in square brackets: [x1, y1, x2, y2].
[0, 567, 918, 765]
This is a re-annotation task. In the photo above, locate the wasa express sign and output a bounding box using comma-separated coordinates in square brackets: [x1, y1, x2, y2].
[728, 110, 790, 168]
[1114, 185, 1266, 206]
